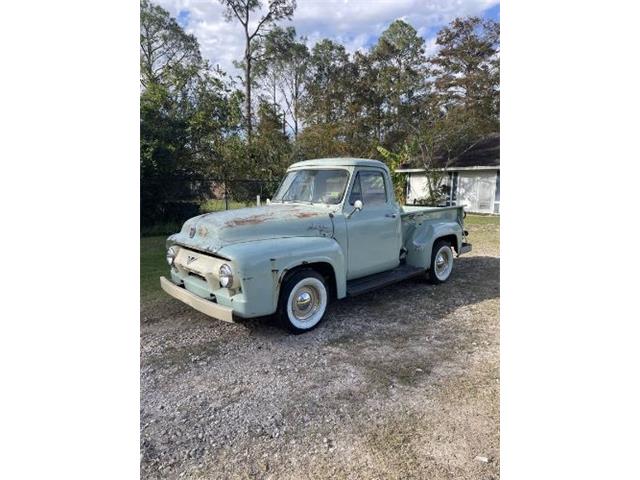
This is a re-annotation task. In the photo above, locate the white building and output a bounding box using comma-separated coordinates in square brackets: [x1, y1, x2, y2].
[396, 134, 500, 214]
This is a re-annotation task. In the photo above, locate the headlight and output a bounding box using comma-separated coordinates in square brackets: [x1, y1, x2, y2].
[219, 264, 233, 288]
[166, 246, 179, 266]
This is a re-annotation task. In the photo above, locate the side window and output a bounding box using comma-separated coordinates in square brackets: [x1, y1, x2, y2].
[360, 171, 387, 204]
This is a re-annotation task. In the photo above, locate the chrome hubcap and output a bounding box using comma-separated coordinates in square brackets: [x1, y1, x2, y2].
[435, 248, 452, 278]
[291, 286, 319, 321]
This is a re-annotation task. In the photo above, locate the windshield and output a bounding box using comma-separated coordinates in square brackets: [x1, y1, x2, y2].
[273, 169, 349, 205]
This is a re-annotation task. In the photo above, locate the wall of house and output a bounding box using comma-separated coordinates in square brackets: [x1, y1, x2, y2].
[404, 169, 500, 214]
[406, 173, 450, 205]
[457, 170, 498, 214]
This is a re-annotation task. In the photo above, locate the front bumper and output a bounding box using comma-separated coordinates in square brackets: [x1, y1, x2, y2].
[160, 276, 234, 322]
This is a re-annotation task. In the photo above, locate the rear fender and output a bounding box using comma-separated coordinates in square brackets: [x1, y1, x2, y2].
[405, 222, 462, 269]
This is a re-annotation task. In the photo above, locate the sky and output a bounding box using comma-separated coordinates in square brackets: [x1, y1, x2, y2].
[155, 0, 500, 79]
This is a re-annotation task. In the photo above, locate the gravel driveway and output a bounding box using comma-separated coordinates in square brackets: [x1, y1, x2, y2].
[141, 220, 499, 479]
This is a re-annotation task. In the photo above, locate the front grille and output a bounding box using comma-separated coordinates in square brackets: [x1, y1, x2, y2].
[188, 271, 207, 282]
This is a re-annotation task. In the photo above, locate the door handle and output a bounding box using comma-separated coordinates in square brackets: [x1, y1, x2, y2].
[385, 213, 397, 218]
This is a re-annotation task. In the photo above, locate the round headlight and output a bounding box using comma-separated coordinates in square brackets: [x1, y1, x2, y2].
[166, 246, 179, 266]
[219, 264, 233, 288]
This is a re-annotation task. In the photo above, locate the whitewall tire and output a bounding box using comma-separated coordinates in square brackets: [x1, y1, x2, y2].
[278, 269, 329, 333]
[428, 240, 454, 284]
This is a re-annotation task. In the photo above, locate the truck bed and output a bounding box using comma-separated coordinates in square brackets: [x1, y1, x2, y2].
[400, 204, 465, 221]
[400, 204, 469, 260]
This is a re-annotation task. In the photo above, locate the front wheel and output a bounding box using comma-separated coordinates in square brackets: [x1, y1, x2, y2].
[277, 269, 329, 333]
[427, 240, 454, 284]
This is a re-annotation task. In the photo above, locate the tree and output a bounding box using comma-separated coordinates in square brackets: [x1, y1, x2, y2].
[430, 16, 500, 128]
[376, 144, 409, 204]
[295, 123, 350, 159]
[253, 100, 291, 177]
[255, 27, 310, 138]
[219, 0, 296, 142]
[371, 20, 428, 147]
[348, 50, 383, 151]
[140, 1, 243, 225]
[140, 0, 201, 88]
[296, 39, 357, 157]
[302, 39, 352, 125]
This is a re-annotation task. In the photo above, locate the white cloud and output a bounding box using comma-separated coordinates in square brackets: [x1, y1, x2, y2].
[154, 0, 499, 75]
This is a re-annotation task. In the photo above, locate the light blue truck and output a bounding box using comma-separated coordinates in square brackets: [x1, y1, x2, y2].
[161, 158, 471, 332]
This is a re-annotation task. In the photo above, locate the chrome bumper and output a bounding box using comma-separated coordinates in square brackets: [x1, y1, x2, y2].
[160, 276, 234, 323]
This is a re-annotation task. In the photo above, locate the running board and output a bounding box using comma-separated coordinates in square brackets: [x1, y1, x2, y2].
[346, 264, 424, 297]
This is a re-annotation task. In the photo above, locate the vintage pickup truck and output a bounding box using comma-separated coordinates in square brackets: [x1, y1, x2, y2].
[160, 158, 471, 332]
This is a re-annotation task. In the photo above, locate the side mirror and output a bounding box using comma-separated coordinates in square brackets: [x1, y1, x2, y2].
[347, 199, 363, 219]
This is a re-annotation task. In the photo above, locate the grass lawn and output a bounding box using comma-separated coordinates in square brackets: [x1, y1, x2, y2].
[200, 199, 252, 213]
[464, 213, 500, 226]
[140, 213, 500, 303]
[464, 213, 500, 256]
[141, 236, 169, 303]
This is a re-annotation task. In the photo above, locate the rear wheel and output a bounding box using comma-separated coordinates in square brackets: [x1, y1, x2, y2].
[427, 240, 454, 284]
[278, 269, 329, 333]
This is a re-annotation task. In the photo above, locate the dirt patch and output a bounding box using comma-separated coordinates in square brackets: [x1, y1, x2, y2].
[140, 220, 499, 479]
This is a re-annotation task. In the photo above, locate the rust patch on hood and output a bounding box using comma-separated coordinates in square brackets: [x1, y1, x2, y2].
[224, 212, 275, 227]
[294, 211, 321, 219]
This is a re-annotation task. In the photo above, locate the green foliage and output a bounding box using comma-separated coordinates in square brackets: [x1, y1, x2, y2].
[254, 26, 310, 137]
[295, 123, 350, 159]
[431, 17, 500, 129]
[376, 145, 409, 204]
[371, 20, 427, 146]
[140, 2, 500, 227]
[253, 101, 291, 176]
[219, 0, 297, 140]
[302, 39, 352, 125]
[140, 1, 243, 225]
[140, 0, 201, 87]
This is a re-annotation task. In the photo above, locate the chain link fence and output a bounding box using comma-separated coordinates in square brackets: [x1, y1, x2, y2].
[141, 177, 281, 234]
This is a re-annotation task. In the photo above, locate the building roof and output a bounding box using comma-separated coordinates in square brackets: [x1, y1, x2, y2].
[447, 134, 499, 168]
[290, 158, 388, 169]
[397, 134, 500, 172]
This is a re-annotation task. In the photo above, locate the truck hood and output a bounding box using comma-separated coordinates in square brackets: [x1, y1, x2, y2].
[167, 203, 335, 254]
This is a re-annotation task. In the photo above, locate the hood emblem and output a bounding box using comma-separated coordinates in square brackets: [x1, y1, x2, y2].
[189, 225, 196, 238]
[186, 255, 197, 265]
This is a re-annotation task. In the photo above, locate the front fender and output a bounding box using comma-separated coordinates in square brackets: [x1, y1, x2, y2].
[217, 237, 346, 317]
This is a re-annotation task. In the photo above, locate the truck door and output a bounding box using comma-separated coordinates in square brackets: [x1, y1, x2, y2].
[345, 169, 401, 279]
